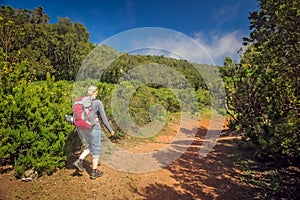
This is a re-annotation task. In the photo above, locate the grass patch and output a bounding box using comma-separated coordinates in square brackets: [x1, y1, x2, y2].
[233, 139, 300, 200]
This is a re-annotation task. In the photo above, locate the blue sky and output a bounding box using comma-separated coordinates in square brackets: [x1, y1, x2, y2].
[2, 0, 258, 65]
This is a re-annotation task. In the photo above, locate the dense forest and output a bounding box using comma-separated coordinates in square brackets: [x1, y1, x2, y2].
[0, 0, 299, 198]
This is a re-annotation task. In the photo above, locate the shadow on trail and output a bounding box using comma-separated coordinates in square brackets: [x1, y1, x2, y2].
[64, 128, 93, 176]
[139, 126, 253, 200]
[64, 128, 81, 167]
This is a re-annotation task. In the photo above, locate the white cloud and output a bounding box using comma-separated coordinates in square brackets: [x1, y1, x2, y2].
[140, 31, 243, 66]
[192, 31, 243, 65]
[131, 30, 243, 66]
[126, 31, 217, 64]
[105, 27, 244, 66]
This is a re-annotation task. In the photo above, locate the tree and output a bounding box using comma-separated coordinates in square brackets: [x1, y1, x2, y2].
[0, 6, 94, 81]
[49, 17, 94, 80]
[0, 16, 17, 62]
[224, 0, 299, 164]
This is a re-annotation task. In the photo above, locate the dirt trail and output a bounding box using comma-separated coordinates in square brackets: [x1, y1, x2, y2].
[0, 118, 253, 200]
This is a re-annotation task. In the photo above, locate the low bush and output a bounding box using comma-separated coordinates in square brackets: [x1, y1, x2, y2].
[0, 75, 73, 177]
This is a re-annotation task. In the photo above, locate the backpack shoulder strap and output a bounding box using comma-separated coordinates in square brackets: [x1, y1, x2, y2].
[74, 96, 91, 106]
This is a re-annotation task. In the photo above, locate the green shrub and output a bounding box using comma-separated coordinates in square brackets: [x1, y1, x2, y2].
[108, 81, 200, 135]
[0, 76, 206, 177]
[0, 76, 73, 177]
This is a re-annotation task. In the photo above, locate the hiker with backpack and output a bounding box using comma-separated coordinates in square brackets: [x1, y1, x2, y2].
[72, 86, 114, 180]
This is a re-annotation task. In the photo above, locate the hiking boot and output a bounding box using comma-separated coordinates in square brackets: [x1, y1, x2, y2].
[90, 170, 103, 180]
[73, 159, 84, 172]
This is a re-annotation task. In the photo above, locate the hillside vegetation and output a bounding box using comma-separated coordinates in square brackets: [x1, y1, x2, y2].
[0, 6, 216, 177]
[0, 1, 299, 198]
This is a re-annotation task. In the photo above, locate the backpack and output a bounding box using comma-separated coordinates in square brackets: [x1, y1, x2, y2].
[72, 96, 96, 130]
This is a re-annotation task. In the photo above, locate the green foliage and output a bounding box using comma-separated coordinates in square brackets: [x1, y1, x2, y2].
[0, 78, 73, 177]
[101, 80, 200, 136]
[234, 140, 299, 199]
[0, 6, 221, 178]
[0, 59, 36, 95]
[0, 6, 94, 81]
[195, 89, 211, 110]
[49, 17, 94, 80]
[100, 52, 208, 90]
[222, 0, 299, 165]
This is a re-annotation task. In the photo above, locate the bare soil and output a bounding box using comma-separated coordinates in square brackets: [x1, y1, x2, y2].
[0, 117, 256, 200]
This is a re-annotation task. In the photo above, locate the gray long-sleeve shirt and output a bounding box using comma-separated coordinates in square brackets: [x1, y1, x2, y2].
[92, 100, 113, 133]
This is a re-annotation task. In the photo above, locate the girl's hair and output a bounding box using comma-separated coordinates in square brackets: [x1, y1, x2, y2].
[87, 86, 98, 96]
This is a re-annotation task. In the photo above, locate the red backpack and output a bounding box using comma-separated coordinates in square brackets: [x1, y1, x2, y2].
[72, 96, 96, 130]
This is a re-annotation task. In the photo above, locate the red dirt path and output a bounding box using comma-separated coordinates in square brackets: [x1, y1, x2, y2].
[0, 118, 254, 200]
